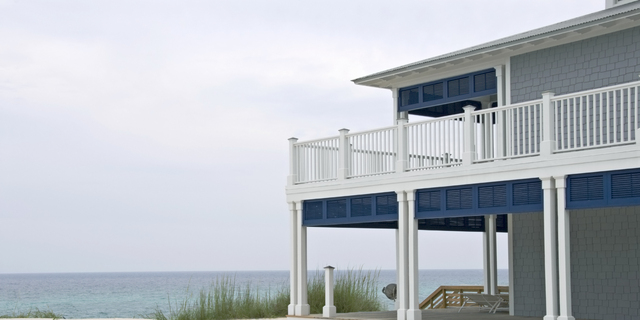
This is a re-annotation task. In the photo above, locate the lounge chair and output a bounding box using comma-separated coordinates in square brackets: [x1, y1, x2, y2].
[458, 293, 505, 313]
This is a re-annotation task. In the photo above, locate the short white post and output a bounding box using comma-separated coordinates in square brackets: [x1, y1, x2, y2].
[555, 176, 575, 320]
[542, 177, 559, 320]
[541, 91, 556, 156]
[323, 266, 337, 318]
[288, 202, 298, 315]
[338, 129, 350, 180]
[406, 191, 421, 320]
[396, 119, 408, 174]
[288, 138, 298, 186]
[462, 105, 476, 165]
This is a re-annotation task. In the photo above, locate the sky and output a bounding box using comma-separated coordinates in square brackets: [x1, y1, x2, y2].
[0, 0, 606, 274]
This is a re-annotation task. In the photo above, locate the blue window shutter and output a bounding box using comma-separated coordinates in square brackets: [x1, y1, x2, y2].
[478, 185, 507, 208]
[513, 181, 542, 206]
[376, 195, 398, 215]
[327, 199, 347, 219]
[611, 172, 640, 199]
[569, 175, 604, 201]
[304, 201, 323, 220]
[350, 197, 372, 217]
[417, 190, 441, 212]
[446, 188, 472, 210]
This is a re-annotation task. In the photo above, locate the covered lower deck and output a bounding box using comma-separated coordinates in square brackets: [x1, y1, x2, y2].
[287, 308, 543, 320]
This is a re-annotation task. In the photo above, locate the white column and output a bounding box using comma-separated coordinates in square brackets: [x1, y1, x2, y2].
[483, 215, 498, 295]
[396, 118, 408, 174]
[541, 91, 556, 156]
[288, 138, 298, 186]
[288, 202, 298, 316]
[494, 65, 506, 159]
[323, 266, 337, 318]
[406, 191, 421, 320]
[395, 229, 400, 310]
[295, 202, 310, 316]
[396, 191, 409, 320]
[542, 177, 559, 320]
[462, 105, 476, 165]
[508, 213, 515, 315]
[555, 176, 575, 320]
[338, 128, 350, 180]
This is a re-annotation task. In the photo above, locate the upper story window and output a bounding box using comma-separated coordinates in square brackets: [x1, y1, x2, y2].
[398, 69, 497, 111]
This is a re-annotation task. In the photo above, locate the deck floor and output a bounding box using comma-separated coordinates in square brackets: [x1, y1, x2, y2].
[287, 308, 546, 320]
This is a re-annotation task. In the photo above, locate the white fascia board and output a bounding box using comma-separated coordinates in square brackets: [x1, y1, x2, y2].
[285, 146, 640, 202]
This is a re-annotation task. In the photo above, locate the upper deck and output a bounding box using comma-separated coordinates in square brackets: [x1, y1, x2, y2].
[286, 80, 640, 201]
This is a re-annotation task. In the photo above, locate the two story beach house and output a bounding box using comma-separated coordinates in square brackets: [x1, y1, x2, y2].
[285, 1, 640, 319]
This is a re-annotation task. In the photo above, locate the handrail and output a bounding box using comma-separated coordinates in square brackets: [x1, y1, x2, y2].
[419, 285, 509, 310]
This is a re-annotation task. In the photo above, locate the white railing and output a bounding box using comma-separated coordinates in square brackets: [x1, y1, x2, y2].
[288, 80, 640, 185]
[473, 100, 542, 162]
[291, 136, 339, 184]
[347, 126, 397, 178]
[406, 114, 464, 171]
[552, 82, 639, 152]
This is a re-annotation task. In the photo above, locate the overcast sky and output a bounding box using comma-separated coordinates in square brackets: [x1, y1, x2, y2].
[0, 0, 605, 274]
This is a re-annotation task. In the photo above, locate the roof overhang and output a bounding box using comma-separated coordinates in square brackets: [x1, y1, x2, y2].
[353, 2, 640, 89]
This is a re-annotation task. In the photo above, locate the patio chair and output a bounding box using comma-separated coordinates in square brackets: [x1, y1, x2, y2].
[458, 293, 504, 313]
[493, 294, 510, 313]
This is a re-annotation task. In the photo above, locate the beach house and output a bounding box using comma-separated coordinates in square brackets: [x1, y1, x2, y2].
[285, 1, 640, 319]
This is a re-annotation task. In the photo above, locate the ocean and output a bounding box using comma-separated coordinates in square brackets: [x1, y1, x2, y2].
[0, 269, 508, 318]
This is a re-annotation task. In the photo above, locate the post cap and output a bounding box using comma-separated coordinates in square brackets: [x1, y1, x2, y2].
[324, 265, 335, 270]
[339, 128, 350, 133]
[288, 137, 298, 141]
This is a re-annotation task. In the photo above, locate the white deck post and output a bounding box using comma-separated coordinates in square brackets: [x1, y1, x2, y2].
[494, 65, 506, 159]
[395, 229, 400, 310]
[541, 91, 556, 156]
[483, 214, 498, 295]
[542, 177, 559, 320]
[288, 201, 298, 316]
[555, 176, 575, 320]
[295, 201, 310, 316]
[462, 105, 476, 165]
[396, 118, 408, 174]
[396, 191, 409, 320]
[406, 191, 421, 320]
[288, 138, 298, 186]
[338, 129, 350, 180]
[323, 266, 337, 318]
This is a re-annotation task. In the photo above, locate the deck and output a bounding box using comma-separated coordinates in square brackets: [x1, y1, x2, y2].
[287, 80, 640, 186]
[287, 308, 547, 320]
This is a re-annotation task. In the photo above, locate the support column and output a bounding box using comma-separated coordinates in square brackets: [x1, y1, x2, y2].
[396, 191, 409, 320]
[406, 191, 421, 320]
[395, 229, 400, 310]
[507, 213, 515, 315]
[555, 176, 575, 320]
[288, 202, 298, 316]
[396, 118, 408, 174]
[295, 202, 310, 316]
[542, 177, 559, 320]
[483, 215, 498, 295]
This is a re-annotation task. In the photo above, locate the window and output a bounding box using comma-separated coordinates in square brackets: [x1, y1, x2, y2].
[474, 70, 497, 92]
[399, 87, 419, 107]
[447, 77, 469, 97]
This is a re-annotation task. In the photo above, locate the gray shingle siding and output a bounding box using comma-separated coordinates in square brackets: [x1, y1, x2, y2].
[510, 26, 640, 104]
[511, 206, 640, 319]
[512, 212, 546, 317]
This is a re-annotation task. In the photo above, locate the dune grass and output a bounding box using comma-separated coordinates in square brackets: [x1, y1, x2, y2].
[150, 268, 383, 320]
[0, 307, 63, 319]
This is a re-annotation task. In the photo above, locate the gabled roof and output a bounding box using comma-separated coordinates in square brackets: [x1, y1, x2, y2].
[353, 1, 640, 88]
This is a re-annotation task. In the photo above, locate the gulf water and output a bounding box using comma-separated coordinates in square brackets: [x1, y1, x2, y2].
[0, 270, 508, 318]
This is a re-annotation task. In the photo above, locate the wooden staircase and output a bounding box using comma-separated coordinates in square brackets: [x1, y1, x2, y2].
[419, 286, 509, 309]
